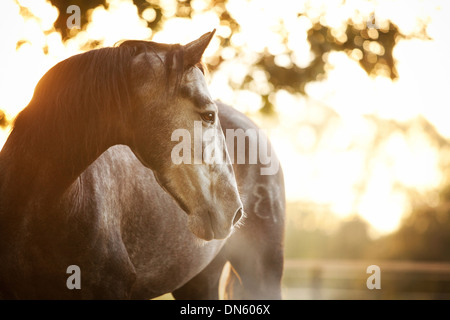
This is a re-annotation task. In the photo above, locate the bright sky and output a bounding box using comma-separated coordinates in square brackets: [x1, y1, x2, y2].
[0, 0, 449, 236]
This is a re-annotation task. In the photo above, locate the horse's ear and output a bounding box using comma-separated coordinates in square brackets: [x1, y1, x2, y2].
[183, 29, 215, 68]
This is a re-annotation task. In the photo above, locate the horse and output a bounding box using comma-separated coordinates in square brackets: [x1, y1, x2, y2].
[0, 31, 285, 299]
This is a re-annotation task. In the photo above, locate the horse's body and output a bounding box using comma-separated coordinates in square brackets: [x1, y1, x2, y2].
[0, 32, 284, 299]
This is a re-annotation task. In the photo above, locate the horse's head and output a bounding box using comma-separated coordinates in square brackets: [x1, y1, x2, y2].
[125, 31, 243, 241]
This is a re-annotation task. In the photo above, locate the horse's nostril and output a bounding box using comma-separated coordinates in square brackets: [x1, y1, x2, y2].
[233, 208, 243, 226]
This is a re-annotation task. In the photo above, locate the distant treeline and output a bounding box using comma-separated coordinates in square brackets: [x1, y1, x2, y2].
[285, 185, 450, 261]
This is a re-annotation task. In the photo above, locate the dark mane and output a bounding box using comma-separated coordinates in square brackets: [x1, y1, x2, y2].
[7, 41, 185, 158]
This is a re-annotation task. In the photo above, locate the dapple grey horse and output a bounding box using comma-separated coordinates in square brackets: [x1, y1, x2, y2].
[0, 31, 285, 299]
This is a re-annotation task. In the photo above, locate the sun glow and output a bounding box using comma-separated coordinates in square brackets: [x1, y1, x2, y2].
[0, 0, 449, 236]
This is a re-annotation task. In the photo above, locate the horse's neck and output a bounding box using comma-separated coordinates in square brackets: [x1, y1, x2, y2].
[0, 121, 116, 211]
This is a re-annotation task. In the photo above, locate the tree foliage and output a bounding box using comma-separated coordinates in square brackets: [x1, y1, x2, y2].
[40, 0, 430, 114]
[0, 110, 8, 128]
[368, 185, 450, 261]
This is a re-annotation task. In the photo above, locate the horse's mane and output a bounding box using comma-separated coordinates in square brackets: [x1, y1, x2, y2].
[7, 41, 185, 157]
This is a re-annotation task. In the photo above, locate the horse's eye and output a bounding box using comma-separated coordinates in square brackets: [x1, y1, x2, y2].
[201, 111, 215, 124]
